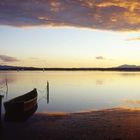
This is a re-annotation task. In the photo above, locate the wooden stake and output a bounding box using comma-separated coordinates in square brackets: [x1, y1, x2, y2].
[47, 81, 49, 104]
[0, 95, 4, 122]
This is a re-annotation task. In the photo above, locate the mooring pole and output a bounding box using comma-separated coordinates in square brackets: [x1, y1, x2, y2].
[47, 81, 49, 104]
[5, 77, 8, 101]
[0, 95, 4, 140]
[0, 95, 3, 121]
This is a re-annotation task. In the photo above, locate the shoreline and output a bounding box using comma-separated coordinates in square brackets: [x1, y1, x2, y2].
[1, 107, 140, 140]
[1, 69, 140, 72]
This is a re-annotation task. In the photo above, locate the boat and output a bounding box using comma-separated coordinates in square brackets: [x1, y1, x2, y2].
[4, 88, 38, 121]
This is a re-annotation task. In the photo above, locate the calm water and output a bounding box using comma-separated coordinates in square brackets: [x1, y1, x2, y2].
[0, 71, 140, 114]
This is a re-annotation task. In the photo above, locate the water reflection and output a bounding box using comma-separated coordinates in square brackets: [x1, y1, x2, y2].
[96, 80, 104, 85]
[0, 74, 16, 85]
[120, 72, 140, 76]
[0, 71, 140, 113]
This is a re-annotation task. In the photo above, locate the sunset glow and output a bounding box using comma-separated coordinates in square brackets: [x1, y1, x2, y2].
[0, 0, 140, 68]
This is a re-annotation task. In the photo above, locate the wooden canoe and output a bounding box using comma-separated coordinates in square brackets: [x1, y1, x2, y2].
[4, 88, 38, 121]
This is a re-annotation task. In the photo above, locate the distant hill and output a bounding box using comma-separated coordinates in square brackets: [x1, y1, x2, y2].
[0, 65, 18, 70]
[118, 64, 140, 68]
[0, 65, 41, 70]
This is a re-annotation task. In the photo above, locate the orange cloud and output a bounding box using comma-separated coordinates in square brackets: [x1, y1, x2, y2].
[127, 37, 140, 41]
[123, 99, 140, 104]
[0, 0, 140, 31]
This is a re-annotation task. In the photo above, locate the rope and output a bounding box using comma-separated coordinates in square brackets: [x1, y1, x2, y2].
[37, 87, 48, 102]
[0, 84, 6, 89]
[0, 85, 7, 94]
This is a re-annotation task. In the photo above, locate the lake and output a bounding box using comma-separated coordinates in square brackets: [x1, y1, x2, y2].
[0, 71, 140, 114]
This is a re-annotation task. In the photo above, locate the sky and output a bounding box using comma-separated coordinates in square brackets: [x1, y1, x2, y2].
[0, 0, 140, 68]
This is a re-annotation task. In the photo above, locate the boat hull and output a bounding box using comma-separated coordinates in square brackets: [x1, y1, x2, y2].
[4, 88, 38, 121]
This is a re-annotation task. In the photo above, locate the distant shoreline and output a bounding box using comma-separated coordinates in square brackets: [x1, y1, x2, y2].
[1, 67, 140, 71]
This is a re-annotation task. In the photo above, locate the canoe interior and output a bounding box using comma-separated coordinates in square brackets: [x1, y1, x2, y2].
[5, 88, 37, 104]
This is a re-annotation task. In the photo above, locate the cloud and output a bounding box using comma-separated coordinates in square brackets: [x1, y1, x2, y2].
[123, 99, 140, 105]
[95, 56, 105, 60]
[127, 37, 140, 41]
[0, 0, 140, 31]
[0, 55, 19, 62]
[29, 57, 40, 60]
